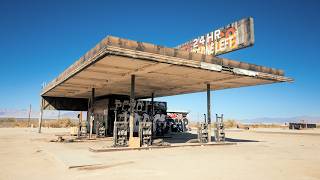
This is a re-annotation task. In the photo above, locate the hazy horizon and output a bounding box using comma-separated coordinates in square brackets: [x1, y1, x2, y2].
[1, 108, 319, 124]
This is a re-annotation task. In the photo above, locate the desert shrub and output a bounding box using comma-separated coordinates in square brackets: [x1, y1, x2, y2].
[8, 118, 16, 122]
[14, 121, 27, 127]
[0, 118, 17, 127]
[188, 119, 238, 129]
[0, 118, 17, 123]
[187, 122, 198, 129]
[224, 119, 238, 128]
[0, 118, 78, 128]
[248, 123, 281, 128]
[46, 118, 77, 128]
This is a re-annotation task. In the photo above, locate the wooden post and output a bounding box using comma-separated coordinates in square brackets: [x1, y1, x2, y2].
[207, 84, 211, 142]
[38, 98, 44, 133]
[89, 88, 95, 139]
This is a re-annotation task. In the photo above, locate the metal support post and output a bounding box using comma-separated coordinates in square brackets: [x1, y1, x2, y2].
[151, 92, 154, 137]
[77, 112, 82, 138]
[89, 88, 95, 139]
[207, 84, 212, 142]
[151, 92, 154, 116]
[129, 75, 135, 139]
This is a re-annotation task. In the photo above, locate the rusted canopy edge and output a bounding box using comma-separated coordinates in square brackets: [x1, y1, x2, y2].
[104, 46, 293, 82]
[41, 36, 293, 96]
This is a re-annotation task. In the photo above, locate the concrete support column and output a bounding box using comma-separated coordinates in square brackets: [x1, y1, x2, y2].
[38, 97, 44, 133]
[89, 88, 95, 139]
[207, 84, 212, 142]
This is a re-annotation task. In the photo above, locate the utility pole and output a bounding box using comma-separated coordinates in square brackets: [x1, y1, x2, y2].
[28, 104, 31, 127]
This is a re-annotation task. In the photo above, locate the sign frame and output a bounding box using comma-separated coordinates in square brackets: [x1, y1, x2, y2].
[176, 17, 255, 56]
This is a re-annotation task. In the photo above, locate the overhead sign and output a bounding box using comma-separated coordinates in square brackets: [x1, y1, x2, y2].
[176, 17, 254, 56]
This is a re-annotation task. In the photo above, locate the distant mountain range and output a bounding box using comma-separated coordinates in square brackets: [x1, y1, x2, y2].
[0, 108, 79, 119]
[241, 116, 320, 124]
[0, 108, 319, 123]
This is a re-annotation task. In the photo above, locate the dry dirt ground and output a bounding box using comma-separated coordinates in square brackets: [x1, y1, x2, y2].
[0, 128, 320, 180]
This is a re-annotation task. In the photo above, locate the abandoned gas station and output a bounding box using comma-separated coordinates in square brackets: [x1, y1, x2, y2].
[38, 17, 293, 148]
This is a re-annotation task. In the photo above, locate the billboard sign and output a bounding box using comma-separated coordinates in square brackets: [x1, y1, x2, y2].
[176, 17, 254, 56]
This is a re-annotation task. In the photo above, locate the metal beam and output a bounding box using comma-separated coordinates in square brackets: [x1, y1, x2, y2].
[85, 69, 123, 76]
[107, 63, 171, 86]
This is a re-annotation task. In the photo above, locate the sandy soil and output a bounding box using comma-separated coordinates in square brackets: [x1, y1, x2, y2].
[0, 127, 319, 180]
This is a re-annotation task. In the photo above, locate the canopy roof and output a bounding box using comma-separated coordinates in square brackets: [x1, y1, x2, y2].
[41, 36, 292, 99]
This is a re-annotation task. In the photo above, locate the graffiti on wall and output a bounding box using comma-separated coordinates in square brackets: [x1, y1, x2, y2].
[167, 112, 187, 121]
[176, 17, 254, 56]
[109, 99, 167, 133]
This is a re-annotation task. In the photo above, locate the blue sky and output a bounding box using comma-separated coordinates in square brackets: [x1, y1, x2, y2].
[0, 0, 319, 120]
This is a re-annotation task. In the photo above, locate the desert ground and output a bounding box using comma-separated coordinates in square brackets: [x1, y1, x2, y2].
[0, 127, 320, 180]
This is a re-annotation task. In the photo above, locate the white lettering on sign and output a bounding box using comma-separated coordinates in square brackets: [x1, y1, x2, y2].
[214, 29, 221, 39]
[207, 32, 214, 42]
[193, 39, 198, 48]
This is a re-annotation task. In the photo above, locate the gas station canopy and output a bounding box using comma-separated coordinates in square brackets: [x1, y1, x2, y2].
[41, 36, 292, 100]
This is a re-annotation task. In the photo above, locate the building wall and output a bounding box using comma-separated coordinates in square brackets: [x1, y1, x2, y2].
[90, 95, 167, 135]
